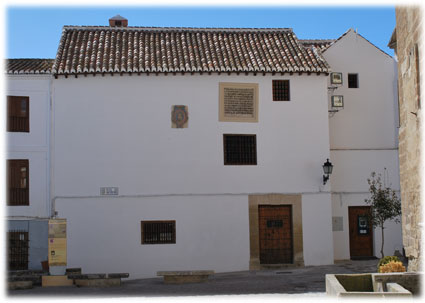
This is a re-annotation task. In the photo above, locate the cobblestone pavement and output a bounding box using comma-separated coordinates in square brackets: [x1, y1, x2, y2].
[7, 259, 379, 298]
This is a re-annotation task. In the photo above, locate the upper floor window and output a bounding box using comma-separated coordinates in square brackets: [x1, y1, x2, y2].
[7, 96, 29, 132]
[272, 80, 290, 101]
[7, 159, 29, 206]
[348, 74, 359, 88]
[223, 134, 257, 165]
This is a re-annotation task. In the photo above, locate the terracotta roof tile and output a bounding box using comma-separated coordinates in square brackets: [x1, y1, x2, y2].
[53, 26, 331, 75]
[6, 59, 54, 74]
[300, 39, 335, 51]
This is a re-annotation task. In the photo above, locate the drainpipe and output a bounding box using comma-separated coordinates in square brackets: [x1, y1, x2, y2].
[48, 74, 55, 218]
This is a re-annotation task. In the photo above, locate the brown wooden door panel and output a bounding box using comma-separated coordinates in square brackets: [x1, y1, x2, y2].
[259, 205, 293, 264]
[349, 206, 373, 258]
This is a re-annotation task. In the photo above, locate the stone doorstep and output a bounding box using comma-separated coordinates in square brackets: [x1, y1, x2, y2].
[157, 270, 215, 284]
[42, 275, 74, 287]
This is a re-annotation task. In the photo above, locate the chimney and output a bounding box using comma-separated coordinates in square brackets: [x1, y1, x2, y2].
[109, 15, 128, 27]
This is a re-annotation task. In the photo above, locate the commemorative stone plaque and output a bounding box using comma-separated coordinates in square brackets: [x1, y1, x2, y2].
[219, 82, 258, 122]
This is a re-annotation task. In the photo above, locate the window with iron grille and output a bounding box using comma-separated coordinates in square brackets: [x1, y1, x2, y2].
[223, 134, 257, 165]
[272, 80, 290, 101]
[141, 221, 176, 244]
[7, 230, 29, 270]
[348, 74, 359, 88]
[7, 159, 29, 206]
[7, 96, 29, 132]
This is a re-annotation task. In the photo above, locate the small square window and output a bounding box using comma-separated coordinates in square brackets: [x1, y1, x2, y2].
[141, 221, 176, 244]
[7, 159, 29, 206]
[272, 80, 290, 101]
[348, 74, 359, 88]
[7, 96, 30, 132]
[223, 134, 257, 165]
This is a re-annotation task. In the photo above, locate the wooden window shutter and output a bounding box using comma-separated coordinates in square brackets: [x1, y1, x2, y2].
[7, 160, 29, 206]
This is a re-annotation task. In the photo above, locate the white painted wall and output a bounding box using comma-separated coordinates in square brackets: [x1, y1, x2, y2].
[323, 30, 399, 150]
[56, 195, 250, 279]
[52, 73, 334, 277]
[52, 73, 331, 197]
[6, 75, 51, 218]
[302, 193, 334, 265]
[323, 30, 402, 260]
[330, 150, 400, 193]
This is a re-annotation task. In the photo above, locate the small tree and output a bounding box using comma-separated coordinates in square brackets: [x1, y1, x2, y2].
[364, 171, 401, 258]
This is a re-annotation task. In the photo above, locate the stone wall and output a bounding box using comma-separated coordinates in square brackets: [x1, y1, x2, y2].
[394, 6, 422, 272]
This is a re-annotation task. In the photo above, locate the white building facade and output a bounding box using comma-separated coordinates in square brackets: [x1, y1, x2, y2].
[5, 19, 402, 279]
[52, 73, 334, 278]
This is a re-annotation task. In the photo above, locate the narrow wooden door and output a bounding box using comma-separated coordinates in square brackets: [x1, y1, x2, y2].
[259, 205, 293, 264]
[349, 206, 373, 258]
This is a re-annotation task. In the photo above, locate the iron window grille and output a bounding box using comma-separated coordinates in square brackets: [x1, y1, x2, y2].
[272, 80, 290, 101]
[141, 221, 176, 244]
[7, 96, 29, 132]
[7, 159, 29, 206]
[223, 134, 257, 165]
[8, 230, 29, 270]
[348, 74, 359, 88]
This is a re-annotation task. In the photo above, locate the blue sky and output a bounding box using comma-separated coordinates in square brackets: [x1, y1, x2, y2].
[6, 6, 396, 59]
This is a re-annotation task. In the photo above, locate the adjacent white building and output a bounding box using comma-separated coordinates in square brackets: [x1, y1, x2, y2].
[5, 59, 53, 270]
[5, 17, 402, 278]
[321, 29, 402, 260]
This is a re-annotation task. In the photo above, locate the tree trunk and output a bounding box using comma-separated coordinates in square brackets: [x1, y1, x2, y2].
[380, 224, 385, 259]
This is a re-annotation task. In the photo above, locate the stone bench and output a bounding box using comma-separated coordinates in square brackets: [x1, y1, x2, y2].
[67, 273, 129, 287]
[157, 270, 214, 284]
[8, 273, 49, 286]
[8, 281, 33, 290]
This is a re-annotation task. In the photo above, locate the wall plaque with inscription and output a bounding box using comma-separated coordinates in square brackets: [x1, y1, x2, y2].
[219, 82, 259, 122]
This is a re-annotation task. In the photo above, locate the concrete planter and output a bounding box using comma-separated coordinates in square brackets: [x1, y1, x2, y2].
[326, 273, 417, 297]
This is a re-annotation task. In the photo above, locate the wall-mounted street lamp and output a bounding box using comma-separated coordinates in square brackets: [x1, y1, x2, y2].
[323, 159, 333, 185]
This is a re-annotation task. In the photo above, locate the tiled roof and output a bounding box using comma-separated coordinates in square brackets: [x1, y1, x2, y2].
[6, 59, 54, 74]
[300, 39, 335, 51]
[53, 26, 331, 76]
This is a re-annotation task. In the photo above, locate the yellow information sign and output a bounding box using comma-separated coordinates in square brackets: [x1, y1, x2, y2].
[48, 219, 67, 266]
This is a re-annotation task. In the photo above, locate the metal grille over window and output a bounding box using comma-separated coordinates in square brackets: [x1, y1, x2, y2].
[8, 230, 29, 270]
[223, 134, 257, 165]
[7, 159, 29, 206]
[7, 96, 29, 132]
[272, 80, 290, 101]
[141, 221, 176, 244]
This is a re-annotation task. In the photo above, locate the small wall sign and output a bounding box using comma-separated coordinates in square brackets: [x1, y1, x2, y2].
[330, 72, 343, 85]
[100, 187, 119, 195]
[331, 95, 344, 108]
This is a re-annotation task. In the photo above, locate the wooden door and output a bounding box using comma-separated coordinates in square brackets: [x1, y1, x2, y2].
[259, 205, 293, 264]
[349, 206, 373, 258]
